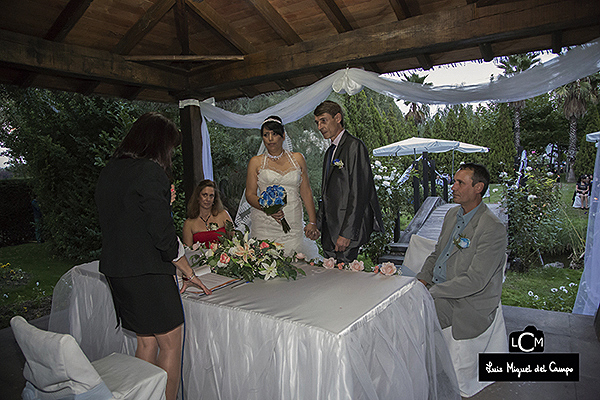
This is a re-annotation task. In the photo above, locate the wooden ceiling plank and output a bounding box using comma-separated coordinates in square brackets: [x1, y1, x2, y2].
[274, 78, 295, 91]
[45, 0, 94, 42]
[187, 0, 257, 54]
[174, 0, 191, 54]
[388, 0, 411, 20]
[113, 0, 176, 55]
[0, 29, 186, 92]
[124, 55, 244, 61]
[313, 0, 354, 33]
[403, 0, 422, 17]
[188, 0, 599, 93]
[247, 0, 302, 45]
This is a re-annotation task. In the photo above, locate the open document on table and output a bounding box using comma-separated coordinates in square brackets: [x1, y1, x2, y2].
[176, 264, 241, 294]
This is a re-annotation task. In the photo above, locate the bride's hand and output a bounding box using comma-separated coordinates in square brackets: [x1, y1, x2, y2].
[270, 209, 285, 222]
[304, 223, 320, 240]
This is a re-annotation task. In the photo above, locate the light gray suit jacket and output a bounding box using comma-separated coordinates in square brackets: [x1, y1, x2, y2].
[416, 203, 507, 340]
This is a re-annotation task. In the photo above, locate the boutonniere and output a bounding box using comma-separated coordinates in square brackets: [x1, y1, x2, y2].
[453, 234, 470, 250]
[332, 159, 344, 169]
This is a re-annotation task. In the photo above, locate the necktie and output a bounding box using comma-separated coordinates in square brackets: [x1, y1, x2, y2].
[325, 144, 336, 176]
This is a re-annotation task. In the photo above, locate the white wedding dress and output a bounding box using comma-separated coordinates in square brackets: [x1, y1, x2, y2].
[250, 151, 321, 260]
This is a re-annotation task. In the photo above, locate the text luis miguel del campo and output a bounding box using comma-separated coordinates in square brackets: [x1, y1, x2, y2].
[479, 325, 579, 381]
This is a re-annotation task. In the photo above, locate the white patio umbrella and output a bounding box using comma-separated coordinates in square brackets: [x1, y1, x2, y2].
[373, 137, 488, 157]
[373, 137, 489, 175]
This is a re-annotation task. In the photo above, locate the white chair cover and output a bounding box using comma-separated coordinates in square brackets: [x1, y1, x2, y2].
[11, 315, 112, 399]
[441, 304, 508, 397]
[403, 234, 437, 274]
[11, 316, 168, 400]
[573, 194, 583, 208]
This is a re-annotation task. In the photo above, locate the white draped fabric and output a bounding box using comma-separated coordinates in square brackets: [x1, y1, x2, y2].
[188, 37, 600, 203]
[49, 262, 460, 400]
[573, 132, 600, 316]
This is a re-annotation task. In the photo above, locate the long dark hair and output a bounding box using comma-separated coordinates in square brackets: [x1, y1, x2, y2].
[113, 112, 181, 172]
[187, 180, 225, 218]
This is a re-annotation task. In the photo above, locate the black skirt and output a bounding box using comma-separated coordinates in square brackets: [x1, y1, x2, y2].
[106, 274, 184, 335]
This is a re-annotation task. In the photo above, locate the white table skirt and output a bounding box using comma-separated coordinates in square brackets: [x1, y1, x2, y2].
[49, 262, 459, 400]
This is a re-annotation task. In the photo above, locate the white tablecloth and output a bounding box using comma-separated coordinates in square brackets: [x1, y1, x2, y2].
[49, 262, 459, 400]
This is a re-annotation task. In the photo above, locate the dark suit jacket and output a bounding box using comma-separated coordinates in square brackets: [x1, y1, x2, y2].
[95, 157, 178, 277]
[416, 203, 507, 340]
[317, 131, 383, 251]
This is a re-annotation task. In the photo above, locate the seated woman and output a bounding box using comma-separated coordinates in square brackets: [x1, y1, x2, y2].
[573, 175, 589, 209]
[182, 180, 232, 247]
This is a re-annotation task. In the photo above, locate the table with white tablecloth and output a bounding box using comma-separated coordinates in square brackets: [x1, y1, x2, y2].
[49, 261, 459, 400]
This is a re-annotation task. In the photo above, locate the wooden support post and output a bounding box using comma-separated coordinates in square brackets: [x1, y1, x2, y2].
[179, 99, 204, 205]
[413, 174, 420, 215]
[443, 176, 449, 203]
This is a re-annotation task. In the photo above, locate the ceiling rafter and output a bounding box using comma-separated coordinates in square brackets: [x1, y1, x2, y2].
[113, 0, 175, 55]
[187, 0, 256, 54]
[313, 0, 354, 33]
[388, 0, 412, 20]
[247, 0, 302, 45]
[174, 0, 191, 54]
[45, 0, 94, 42]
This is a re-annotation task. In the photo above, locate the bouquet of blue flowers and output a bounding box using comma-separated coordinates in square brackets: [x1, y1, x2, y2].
[258, 184, 291, 233]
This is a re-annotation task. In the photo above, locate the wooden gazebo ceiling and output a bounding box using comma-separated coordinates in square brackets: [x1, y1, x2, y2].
[1, 0, 599, 103]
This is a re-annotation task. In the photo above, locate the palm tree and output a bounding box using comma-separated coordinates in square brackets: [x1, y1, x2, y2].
[402, 73, 432, 127]
[497, 53, 540, 151]
[553, 77, 598, 182]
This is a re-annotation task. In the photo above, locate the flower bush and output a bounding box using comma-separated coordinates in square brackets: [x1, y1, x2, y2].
[0, 262, 30, 287]
[188, 222, 304, 282]
[362, 158, 415, 262]
[500, 154, 564, 270]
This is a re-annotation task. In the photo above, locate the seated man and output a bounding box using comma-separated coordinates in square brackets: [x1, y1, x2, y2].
[416, 163, 507, 340]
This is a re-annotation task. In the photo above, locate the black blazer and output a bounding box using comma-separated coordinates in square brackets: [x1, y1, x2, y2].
[317, 131, 384, 249]
[95, 157, 178, 277]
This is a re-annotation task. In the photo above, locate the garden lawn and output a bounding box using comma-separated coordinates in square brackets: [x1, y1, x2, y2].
[0, 242, 76, 329]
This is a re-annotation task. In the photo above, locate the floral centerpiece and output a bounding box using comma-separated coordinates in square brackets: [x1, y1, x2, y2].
[259, 184, 291, 233]
[188, 222, 304, 282]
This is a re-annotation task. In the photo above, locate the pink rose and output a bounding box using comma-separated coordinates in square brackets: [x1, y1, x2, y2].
[323, 257, 336, 269]
[374, 265, 379, 274]
[260, 241, 270, 249]
[337, 263, 344, 270]
[349, 260, 364, 272]
[219, 253, 231, 264]
[310, 262, 315, 266]
[210, 242, 219, 251]
[296, 252, 305, 260]
[380, 262, 396, 276]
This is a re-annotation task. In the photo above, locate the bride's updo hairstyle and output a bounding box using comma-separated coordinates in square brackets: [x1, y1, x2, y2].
[261, 115, 285, 137]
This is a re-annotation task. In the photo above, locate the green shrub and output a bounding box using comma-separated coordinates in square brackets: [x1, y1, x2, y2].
[0, 179, 35, 246]
[500, 154, 564, 270]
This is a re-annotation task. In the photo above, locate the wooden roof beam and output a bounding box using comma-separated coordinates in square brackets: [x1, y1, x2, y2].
[189, 0, 599, 93]
[314, 0, 353, 33]
[552, 31, 563, 54]
[388, 0, 411, 20]
[45, 0, 94, 42]
[113, 0, 175, 55]
[187, 0, 256, 54]
[247, 0, 302, 45]
[174, 0, 191, 54]
[0, 29, 186, 92]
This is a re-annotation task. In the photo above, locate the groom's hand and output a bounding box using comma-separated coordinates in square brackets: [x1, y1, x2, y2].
[335, 236, 351, 252]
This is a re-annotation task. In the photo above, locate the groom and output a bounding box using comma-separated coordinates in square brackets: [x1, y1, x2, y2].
[314, 100, 383, 263]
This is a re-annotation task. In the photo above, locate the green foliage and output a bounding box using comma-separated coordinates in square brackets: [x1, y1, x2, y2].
[574, 103, 599, 178]
[500, 154, 564, 269]
[0, 85, 178, 261]
[502, 267, 582, 312]
[0, 179, 36, 246]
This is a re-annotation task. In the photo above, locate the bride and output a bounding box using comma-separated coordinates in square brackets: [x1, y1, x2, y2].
[245, 116, 321, 260]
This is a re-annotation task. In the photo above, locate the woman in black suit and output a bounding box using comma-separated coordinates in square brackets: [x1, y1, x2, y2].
[95, 112, 211, 400]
